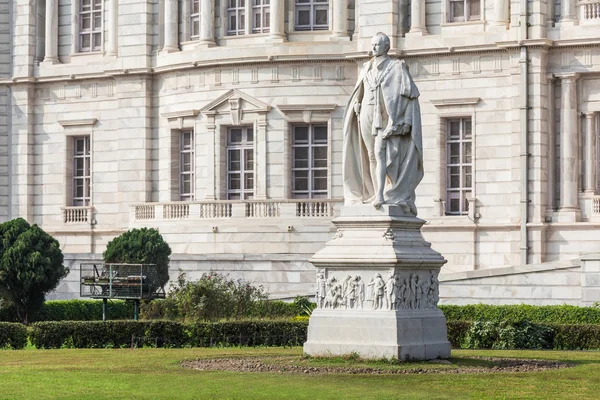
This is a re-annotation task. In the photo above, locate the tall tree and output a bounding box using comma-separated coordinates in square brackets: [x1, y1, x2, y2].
[0, 218, 68, 324]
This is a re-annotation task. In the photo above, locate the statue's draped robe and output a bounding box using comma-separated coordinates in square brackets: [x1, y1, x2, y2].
[342, 57, 424, 213]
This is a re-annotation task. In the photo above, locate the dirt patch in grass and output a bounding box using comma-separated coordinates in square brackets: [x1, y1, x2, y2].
[181, 356, 572, 375]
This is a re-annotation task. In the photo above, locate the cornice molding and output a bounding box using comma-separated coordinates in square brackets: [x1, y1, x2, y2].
[58, 118, 98, 127]
[431, 97, 481, 107]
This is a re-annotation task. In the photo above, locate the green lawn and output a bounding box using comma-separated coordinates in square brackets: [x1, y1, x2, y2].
[0, 347, 599, 399]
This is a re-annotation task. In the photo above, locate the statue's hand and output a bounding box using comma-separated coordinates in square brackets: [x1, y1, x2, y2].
[381, 126, 394, 139]
[399, 124, 411, 135]
[354, 103, 361, 114]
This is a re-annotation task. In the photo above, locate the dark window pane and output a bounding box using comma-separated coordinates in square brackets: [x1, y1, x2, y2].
[313, 146, 327, 168]
[246, 128, 254, 143]
[293, 147, 309, 168]
[298, 10, 310, 25]
[315, 9, 328, 25]
[313, 125, 327, 143]
[228, 174, 241, 190]
[229, 129, 242, 144]
[294, 126, 309, 143]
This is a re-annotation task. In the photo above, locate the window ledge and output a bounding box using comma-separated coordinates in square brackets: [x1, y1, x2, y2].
[70, 51, 104, 58]
[440, 20, 485, 27]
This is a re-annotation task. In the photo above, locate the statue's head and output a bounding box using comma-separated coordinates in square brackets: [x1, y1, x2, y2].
[371, 32, 391, 57]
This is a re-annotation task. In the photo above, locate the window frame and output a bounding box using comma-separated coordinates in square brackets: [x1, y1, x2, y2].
[191, 0, 201, 40]
[445, 117, 473, 215]
[294, 0, 330, 31]
[72, 136, 92, 207]
[227, 0, 247, 36]
[447, 0, 481, 23]
[179, 130, 195, 201]
[291, 123, 329, 199]
[226, 126, 255, 200]
[251, 0, 271, 33]
[79, 0, 103, 52]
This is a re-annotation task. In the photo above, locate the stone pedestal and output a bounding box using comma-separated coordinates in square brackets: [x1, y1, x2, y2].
[303, 205, 451, 361]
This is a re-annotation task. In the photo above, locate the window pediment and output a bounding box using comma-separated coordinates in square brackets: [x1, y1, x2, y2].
[200, 89, 271, 125]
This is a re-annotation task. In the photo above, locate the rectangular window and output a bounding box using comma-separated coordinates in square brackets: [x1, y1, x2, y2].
[252, 0, 270, 33]
[191, 0, 201, 40]
[227, 0, 246, 36]
[448, 0, 480, 23]
[72, 136, 91, 206]
[295, 0, 329, 31]
[292, 124, 328, 199]
[227, 127, 254, 200]
[180, 130, 195, 201]
[446, 118, 472, 215]
[80, 0, 103, 52]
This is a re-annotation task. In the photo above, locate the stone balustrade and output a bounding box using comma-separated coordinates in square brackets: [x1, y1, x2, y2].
[61, 206, 93, 224]
[130, 199, 342, 222]
[592, 197, 600, 215]
[580, 1, 600, 20]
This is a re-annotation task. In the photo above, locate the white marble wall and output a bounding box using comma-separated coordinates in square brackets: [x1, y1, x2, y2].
[4, 0, 600, 302]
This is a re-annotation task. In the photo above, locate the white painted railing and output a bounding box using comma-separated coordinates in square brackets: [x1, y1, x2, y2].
[580, 1, 600, 20]
[61, 206, 93, 224]
[130, 199, 342, 222]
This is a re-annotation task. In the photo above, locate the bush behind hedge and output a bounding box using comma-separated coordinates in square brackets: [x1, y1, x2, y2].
[0, 322, 28, 349]
[440, 304, 600, 325]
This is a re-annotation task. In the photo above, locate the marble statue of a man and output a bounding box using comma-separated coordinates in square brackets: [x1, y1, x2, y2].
[342, 32, 424, 215]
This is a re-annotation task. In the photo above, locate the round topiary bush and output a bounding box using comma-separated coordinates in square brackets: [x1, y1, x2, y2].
[103, 228, 172, 289]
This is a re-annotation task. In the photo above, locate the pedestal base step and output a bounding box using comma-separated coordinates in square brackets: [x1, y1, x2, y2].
[303, 310, 451, 361]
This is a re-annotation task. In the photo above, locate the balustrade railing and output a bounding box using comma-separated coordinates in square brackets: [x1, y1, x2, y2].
[61, 206, 93, 224]
[592, 197, 600, 215]
[246, 201, 281, 217]
[580, 1, 600, 20]
[130, 199, 341, 222]
[163, 203, 190, 219]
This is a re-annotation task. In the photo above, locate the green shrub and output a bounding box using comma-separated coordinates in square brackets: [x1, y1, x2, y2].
[0, 218, 69, 324]
[0, 322, 28, 349]
[103, 228, 172, 289]
[188, 320, 308, 347]
[463, 320, 553, 350]
[1, 300, 133, 322]
[551, 324, 600, 350]
[446, 320, 472, 348]
[29, 320, 309, 349]
[29, 320, 185, 349]
[440, 304, 600, 325]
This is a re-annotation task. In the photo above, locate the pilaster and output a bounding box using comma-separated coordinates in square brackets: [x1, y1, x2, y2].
[406, 0, 427, 36]
[10, 84, 34, 222]
[584, 113, 597, 194]
[106, 0, 118, 56]
[161, 0, 179, 54]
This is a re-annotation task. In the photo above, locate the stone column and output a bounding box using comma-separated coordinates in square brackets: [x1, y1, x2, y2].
[397, 0, 408, 36]
[269, 0, 286, 41]
[199, 0, 216, 47]
[43, 0, 59, 63]
[557, 73, 580, 215]
[492, 0, 510, 26]
[255, 113, 268, 200]
[107, 0, 118, 56]
[585, 113, 597, 194]
[561, 0, 576, 22]
[408, 0, 427, 35]
[332, 0, 348, 38]
[70, 0, 79, 54]
[546, 75, 556, 215]
[162, 0, 179, 53]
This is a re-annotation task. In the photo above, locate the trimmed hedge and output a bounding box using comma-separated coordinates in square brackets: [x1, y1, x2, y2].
[0, 322, 28, 349]
[552, 324, 600, 350]
[440, 304, 600, 325]
[29, 320, 308, 349]
[1, 300, 133, 323]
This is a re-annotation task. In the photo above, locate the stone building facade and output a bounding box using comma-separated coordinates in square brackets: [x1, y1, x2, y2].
[1, 0, 600, 304]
